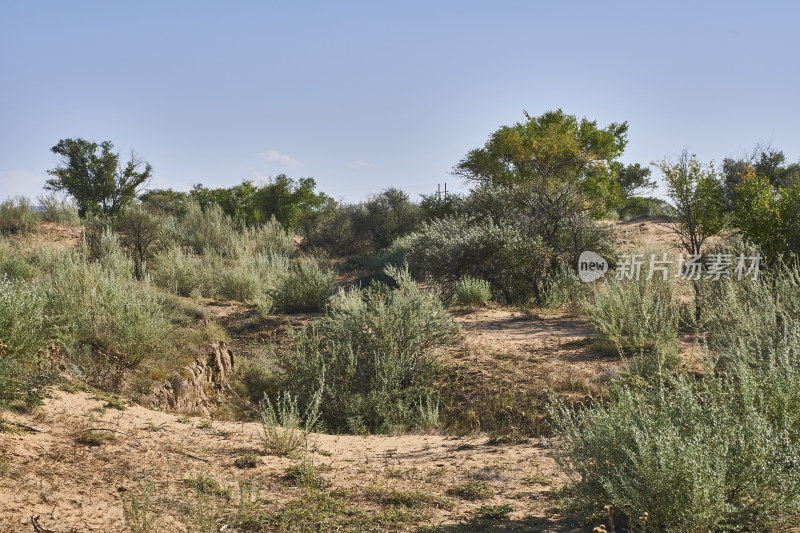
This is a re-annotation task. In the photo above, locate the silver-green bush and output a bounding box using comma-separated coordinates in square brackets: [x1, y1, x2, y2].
[278, 264, 461, 433]
[274, 260, 336, 313]
[454, 276, 491, 308]
[0, 196, 39, 235]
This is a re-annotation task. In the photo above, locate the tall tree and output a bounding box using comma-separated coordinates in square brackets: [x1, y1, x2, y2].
[654, 150, 725, 257]
[46, 138, 152, 218]
[453, 109, 629, 215]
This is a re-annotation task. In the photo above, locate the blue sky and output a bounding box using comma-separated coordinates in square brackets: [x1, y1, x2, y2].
[1, 1, 798, 203]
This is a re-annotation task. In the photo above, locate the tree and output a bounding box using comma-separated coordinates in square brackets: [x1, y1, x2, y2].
[453, 109, 629, 215]
[729, 166, 800, 263]
[612, 162, 656, 198]
[118, 205, 167, 280]
[654, 151, 725, 257]
[722, 146, 800, 211]
[46, 138, 152, 218]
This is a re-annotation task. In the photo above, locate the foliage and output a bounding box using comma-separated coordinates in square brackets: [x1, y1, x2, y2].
[553, 266, 800, 531]
[612, 162, 656, 198]
[454, 109, 628, 214]
[0, 277, 56, 407]
[278, 264, 461, 433]
[654, 151, 725, 256]
[118, 204, 171, 279]
[721, 146, 800, 210]
[46, 138, 152, 217]
[37, 192, 80, 224]
[454, 277, 492, 308]
[352, 188, 423, 250]
[259, 390, 321, 456]
[447, 481, 494, 501]
[189, 175, 332, 230]
[585, 259, 680, 358]
[0, 196, 39, 235]
[274, 260, 336, 313]
[404, 183, 615, 304]
[728, 166, 800, 262]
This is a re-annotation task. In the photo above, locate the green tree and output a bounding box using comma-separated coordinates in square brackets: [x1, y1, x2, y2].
[46, 138, 152, 218]
[453, 109, 629, 215]
[654, 151, 725, 257]
[730, 166, 800, 262]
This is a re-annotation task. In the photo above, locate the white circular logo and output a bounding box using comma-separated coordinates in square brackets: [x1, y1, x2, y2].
[578, 251, 608, 282]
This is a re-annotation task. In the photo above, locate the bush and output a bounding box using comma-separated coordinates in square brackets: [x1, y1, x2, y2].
[39, 247, 174, 390]
[37, 193, 80, 225]
[0, 196, 39, 235]
[259, 390, 321, 456]
[278, 264, 461, 433]
[585, 258, 679, 358]
[274, 260, 336, 313]
[150, 247, 220, 298]
[454, 276, 491, 308]
[553, 266, 800, 531]
[180, 201, 239, 257]
[0, 277, 55, 407]
[404, 183, 615, 305]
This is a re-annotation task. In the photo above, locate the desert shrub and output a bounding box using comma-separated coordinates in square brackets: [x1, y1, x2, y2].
[617, 196, 673, 219]
[37, 193, 80, 225]
[585, 259, 679, 358]
[554, 267, 800, 531]
[0, 196, 39, 235]
[39, 247, 173, 389]
[180, 201, 239, 257]
[405, 216, 551, 304]
[0, 277, 56, 407]
[0, 254, 39, 282]
[278, 264, 461, 433]
[274, 260, 336, 313]
[299, 203, 371, 256]
[150, 247, 220, 298]
[237, 217, 295, 257]
[543, 264, 586, 315]
[259, 390, 321, 456]
[454, 276, 491, 308]
[404, 183, 615, 305]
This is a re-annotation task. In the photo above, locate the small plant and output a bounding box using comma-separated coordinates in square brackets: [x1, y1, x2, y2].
[455, 276, 491, 308]
[287, 459, 326, 490]
[476, 503, 513, 520]
[123, 473, 162, 533]
[234, 452, 260, 469]
[259, 389, 321, 457]
[447, 480, 494, 501]
[76, 430, 115, 446]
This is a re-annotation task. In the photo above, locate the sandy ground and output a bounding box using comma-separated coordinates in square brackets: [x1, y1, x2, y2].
[1, 391, 565, 532]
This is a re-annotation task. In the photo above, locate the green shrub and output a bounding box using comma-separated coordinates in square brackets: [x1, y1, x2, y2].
[405, 216, 551, 304]
[585, 259, 679, 358]
[37, 193, 80, 225]
[150, 247, 220, 298]
[0, 277, 55, 407]
[454, 277, 491, 308]
[238, 217, 295, 257]
[278, 264, 461, 433]
[274, 260, 336, 313]
[543, 264, 586, 316]
[180, 201, 239, 257]
[39, 247, 174, 390]
[0, 196, 39, 235]
[447, 481, 494, 501]
[553, 268, 800, 531]
[259, 390, 321, 456]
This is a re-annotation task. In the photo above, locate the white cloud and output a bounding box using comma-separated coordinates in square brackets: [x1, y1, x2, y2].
[0, 170, 49, 200]
[258, 150, 301, 168]
[349, 160, 376, 169]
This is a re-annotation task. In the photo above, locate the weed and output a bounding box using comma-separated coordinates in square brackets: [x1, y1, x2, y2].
[234, 452, 260, 469]
[447, 481, 494, 501]
[76, 430, 115, 446]
[475, 503, 513, 520]
[123, 473, 162, 533]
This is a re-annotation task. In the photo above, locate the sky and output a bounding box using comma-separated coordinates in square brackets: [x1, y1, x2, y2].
[1, 1, 799, 203]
